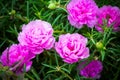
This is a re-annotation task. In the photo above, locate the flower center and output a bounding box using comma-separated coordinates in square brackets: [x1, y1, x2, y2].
[67, 42, 74, 51]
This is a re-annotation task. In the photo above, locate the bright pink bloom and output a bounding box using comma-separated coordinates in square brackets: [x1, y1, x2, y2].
[79, 60, 103, 79]
[95, 5, 120, 31]
[18, 20, 55, 54]
[55, 33, 89, 64]
[0, 44, 35, 74]
[67, 0, 98, 28]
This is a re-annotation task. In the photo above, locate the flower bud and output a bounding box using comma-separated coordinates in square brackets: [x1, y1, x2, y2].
[9, 10, 16, 15]
[96, 41, 104, 50]
[48, 2, 56, 10]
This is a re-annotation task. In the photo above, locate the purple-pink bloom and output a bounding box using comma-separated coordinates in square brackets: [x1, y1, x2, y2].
[67, 0, 98, 28]
[18, 20, 55, 54]
[0, 44, 35, 74]
[95, 5, 120, 32]
[55, 33, 89, 64]
[79, 60, 103, 79]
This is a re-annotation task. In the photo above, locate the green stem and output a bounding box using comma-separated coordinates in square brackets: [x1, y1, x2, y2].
[90, 37, 96, 45]
[31, 69, 40, 80]
[54, 30, 65, 34]
[25, 73, 35, 80]
[60, 70, 73, 80]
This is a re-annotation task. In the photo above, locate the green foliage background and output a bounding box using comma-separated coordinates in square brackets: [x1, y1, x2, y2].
[0, 0, 120, 80]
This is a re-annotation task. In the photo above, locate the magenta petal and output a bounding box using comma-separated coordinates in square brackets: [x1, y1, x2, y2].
[0, 44, 34, 74]
[67, 0, 98, 28]
[95, 5, 120, 32]
[18, 20, 55, 54]
[79, 60, 103, 79]
[55, 33, 90, 64]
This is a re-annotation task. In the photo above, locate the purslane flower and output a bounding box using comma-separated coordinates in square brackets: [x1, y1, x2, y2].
[67, 0, 98, 28]
[79, 60, 103, 79]
[0, 44, 35, 74]
[18, 20, 55, 54]
[95, 5, 120, 32]
[55, 33, 89, 64]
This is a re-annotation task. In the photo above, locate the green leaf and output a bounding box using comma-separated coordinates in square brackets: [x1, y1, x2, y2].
[46, 70, 57, 74]
[52, 14, 62, 26]
[41, 63, 55, 69]
[31, 68, 40, 80]
[61, 68, 70, 74]
[54, 53, 59, 66]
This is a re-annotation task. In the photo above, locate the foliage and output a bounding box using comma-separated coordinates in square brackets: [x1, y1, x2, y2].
[0, 0, 120, 80]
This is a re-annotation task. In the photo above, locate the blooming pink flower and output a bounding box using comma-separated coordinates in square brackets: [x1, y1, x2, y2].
[95, 5, 120, 32]
[18, 20, 55, 54]
[0, 44, 35, 74]
[67, 0, 98, 28]
[79, 60, 103, 79]
[55, 33, 89, 64]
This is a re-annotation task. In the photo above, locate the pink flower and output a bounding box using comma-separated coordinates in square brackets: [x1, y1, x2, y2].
[79, 60, 103, 79]
[55, 33, 89, 64]
[0, 44, 35, 74]
[95, 5, 120, 32]
[18, 20, 55, 54]
[67, 0, 98, 28]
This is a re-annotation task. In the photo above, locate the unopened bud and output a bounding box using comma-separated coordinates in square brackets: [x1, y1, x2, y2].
[9, 10, 16, 15]
[48, 2, 56, 10]
[96, 41, 104, 50]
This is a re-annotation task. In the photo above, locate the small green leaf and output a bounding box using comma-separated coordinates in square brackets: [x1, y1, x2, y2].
[42, 63, 55, 69]
[31, 68, 40, 80]
[61, 68, 70, 74]
[46, 70, 57, 74]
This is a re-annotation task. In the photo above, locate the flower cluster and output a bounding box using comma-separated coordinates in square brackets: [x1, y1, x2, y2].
[67, 0, 120, 31]
[2, 0, 119, 79]
[0, 19, 90, 74]
[0, 20, 55, 74]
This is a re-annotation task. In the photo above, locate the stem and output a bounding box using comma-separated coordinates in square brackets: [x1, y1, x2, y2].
[60, 70, 73, 80]
[90, 37, 96, 45]
[31, 69, 40, 80]
[54, 30, 65, 34]
[25, 73, 35, 80]
[26, 1, 29, 19]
